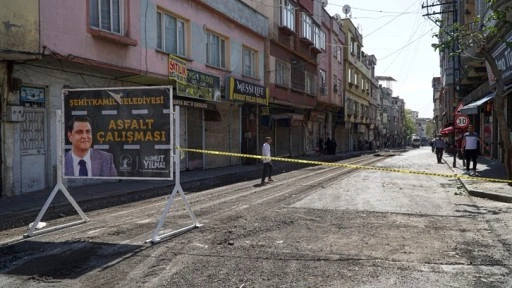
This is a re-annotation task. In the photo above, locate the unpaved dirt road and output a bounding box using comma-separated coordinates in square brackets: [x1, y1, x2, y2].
[1, 148, 512, 287]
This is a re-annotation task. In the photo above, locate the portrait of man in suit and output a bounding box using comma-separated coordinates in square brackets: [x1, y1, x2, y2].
[64, 116, 117, 177]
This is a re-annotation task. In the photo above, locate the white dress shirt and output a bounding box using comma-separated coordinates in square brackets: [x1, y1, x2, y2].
[262, 142, 271, 163]
[71, 150, 92, 176]
[464, 132, 479, 150]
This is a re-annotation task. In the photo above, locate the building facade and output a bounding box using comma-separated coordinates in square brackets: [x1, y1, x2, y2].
[0, 0, 268, 196]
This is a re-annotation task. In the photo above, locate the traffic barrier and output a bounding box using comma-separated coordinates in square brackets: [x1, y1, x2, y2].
[178, 147, 512, 184]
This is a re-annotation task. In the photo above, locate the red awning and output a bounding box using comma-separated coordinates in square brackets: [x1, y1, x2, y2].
[440, 126, 465, 135]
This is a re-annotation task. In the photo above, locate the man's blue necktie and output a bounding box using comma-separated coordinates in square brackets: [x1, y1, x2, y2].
[78, 159, 88, 176]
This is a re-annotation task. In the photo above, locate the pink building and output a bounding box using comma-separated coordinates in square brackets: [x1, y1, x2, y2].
[0, 0, 267, 196]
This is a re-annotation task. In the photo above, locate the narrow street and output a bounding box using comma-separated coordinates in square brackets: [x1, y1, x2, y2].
[1, 148, 512, 287]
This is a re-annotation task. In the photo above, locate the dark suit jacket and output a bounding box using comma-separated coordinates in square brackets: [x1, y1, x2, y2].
[64, 149, 117, 177]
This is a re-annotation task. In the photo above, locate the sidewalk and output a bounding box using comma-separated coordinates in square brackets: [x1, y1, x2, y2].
[0, 150, 376, 230]
[443, 152, 512, 203]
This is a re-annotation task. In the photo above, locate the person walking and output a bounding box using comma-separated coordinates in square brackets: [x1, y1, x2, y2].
[461, 124, 487, 174]
[434, 134, 445, 163]
[261, 137, 273, 185]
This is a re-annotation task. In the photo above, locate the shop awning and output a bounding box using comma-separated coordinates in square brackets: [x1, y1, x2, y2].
[440, 126, 464, 135]
[271, 113, 303, 120]
[458, 93, 495, 115]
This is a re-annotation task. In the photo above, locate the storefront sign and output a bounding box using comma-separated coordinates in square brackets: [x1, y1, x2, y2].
[63, 87, 172, 180]
[492, 30, 512, 86]
[173, 98, 208, 109]
[168, 54, 188, 85]
[309, 111, 325, 122]
[177, 68, 221, 102]
[228, 77, 268, 105]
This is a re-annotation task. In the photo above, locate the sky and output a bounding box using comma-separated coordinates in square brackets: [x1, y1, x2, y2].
[326, 0, 440, 118]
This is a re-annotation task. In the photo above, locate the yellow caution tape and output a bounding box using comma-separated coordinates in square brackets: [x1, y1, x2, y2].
[177, 147, 512, 184]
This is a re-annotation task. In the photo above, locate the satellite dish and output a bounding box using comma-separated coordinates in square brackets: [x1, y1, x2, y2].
[321, 0, 328, 8]
[334, 13, 342, 22]
[342, 5, 351, 17]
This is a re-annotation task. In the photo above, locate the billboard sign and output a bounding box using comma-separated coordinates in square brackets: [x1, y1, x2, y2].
[62, 86, 172, 180]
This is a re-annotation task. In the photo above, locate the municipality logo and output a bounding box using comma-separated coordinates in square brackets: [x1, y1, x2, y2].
[119, 154, 132, 171]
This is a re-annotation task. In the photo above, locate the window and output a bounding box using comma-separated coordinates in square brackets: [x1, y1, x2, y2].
[335, 45, 342, 62]
[157, 11, 186, 56]
[348, 68, 353, 83]
[301, 13, 313, 41]
[313, 25, 324, 50]
[319, 69, 326, 89]
[333, 75, 337, 92]
[333, 39, 338, 58]
[354, 73, 358, 86]
[275, 60, 290, 87]
[319, 30, 326, 50]
[206, 32, 226, 68]
[242, 46, 257, 77]
[338, 78, 342, 95]
[280, 0, 295, 31]
[291, 58, 305, 91]
[89, 0, 122, 34]
[306, 72, 317, 95]
[350, 38, 355, 55]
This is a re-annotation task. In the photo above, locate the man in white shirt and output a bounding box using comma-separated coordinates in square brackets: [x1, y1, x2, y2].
[261, 137, 273, 185]
[461, 124, 487, 173]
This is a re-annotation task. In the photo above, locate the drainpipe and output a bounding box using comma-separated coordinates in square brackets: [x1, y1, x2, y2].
[229, 103, 232, 164]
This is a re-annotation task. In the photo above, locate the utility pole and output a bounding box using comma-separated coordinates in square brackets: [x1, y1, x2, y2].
[422, 0, 459, 168]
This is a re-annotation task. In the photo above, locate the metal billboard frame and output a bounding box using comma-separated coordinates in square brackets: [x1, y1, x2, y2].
[24, 86, 201, 241]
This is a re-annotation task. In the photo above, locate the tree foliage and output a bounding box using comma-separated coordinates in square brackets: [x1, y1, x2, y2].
[403, 109, 416, 140]
[426, 120, 436, 138]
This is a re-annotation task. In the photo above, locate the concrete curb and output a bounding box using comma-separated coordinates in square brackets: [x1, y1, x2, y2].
[444, 156, 512, 203]
[466, 188, 512, 203]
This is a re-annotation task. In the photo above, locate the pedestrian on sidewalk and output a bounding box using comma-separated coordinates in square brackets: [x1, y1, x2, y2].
[461, 124, 487, 173]
[261, 137, 273, 185]
[434, 134, 445, 163]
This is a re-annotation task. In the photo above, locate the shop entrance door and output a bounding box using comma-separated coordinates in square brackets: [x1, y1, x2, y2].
[20, 108, 47, 192]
